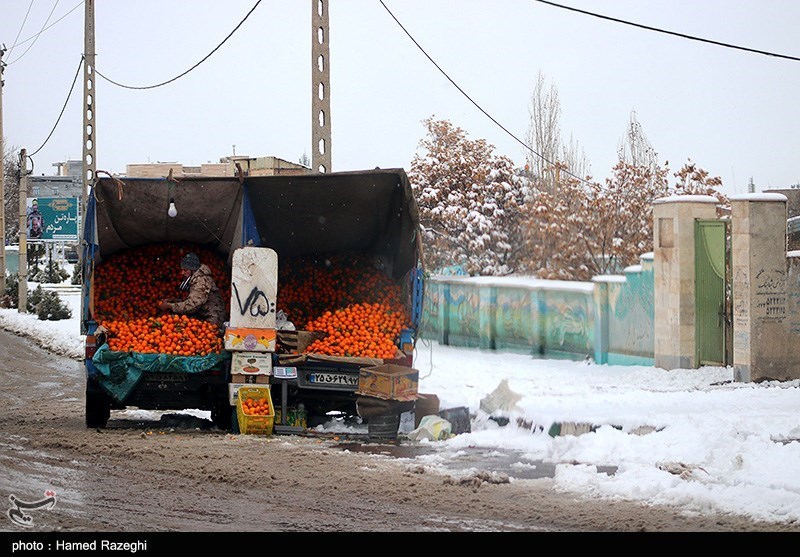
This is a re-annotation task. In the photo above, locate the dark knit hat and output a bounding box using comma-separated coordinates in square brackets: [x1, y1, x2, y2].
[181, 252, 201, 271]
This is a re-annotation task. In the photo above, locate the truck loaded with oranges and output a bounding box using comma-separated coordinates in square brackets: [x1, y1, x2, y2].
[81, 168, 424, 432]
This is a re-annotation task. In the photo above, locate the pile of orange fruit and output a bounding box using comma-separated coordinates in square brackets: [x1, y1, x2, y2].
[304, 303, 405, 359]
[94, 242, 230, 321]
[96, 245, 411, 360]
[278, 253, 411, 359]
[241, 396, 272, 416]
[94, 242, 230, 356]
[103, 314, 223, 356]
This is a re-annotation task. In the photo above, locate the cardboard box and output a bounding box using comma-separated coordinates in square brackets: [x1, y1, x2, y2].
[231, 373, 271, 385]
[356, 364, 419, 402]
[224, 327, 276, 352]
[229, 382, 272, 405]
[231, 351, 272, 375]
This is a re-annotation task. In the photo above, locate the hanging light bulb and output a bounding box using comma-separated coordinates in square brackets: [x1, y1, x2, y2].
[168, 198, 178, 218]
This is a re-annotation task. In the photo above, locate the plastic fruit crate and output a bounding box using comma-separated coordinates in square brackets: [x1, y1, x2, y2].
[236, 385, 275, 435]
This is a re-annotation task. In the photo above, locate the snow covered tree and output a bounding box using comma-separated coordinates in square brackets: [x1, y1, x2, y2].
[617, 110, 658, 170]
[671, 160, 729, 216]
[524, 72, 591, 194]
[520, 160, 669, 281]
[525, 72, 562, 194]
[409, 117, 530, 276]
[518, 165, 593, 280]
[587, 161, 670, 275]
[409, 113, 725, 282]
[3, 145, 21, 242]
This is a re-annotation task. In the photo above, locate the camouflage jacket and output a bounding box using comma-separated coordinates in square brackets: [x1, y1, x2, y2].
[169, 264, 226, 328]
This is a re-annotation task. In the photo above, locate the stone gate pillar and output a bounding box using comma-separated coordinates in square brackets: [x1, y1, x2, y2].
[653, 195, 719, 370]
[731, 193, 793, 382]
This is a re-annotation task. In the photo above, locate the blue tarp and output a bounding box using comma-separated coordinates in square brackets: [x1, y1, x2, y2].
[92, 343, 230, 402]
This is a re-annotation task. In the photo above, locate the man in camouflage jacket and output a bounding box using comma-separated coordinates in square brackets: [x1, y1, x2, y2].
[159, 252, 226, 330]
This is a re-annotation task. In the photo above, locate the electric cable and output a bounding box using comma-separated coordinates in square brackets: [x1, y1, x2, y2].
[381, 0, 800, 186]
[29, 55, 83, 157]
[6, 0, 36, 60]
[8, 0, 62, 66]
[533, 0, 800, 62]
[95, 0, 262, 90]
[7, 1, 83, 60]
[378, 0, 590, 185]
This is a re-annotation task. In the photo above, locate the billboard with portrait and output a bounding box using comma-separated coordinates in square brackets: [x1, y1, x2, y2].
[26, 197, 79, 241]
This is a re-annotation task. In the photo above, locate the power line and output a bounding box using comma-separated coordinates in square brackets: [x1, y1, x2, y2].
[7, 0, 36, 60]
[8, 0, 62, 65]
[378, 0, 590, 185]
[95, 0, 262, 90]
[7, 1, 83, 62]
[533, 0, 800, 62]
[29, 55, 83, 157]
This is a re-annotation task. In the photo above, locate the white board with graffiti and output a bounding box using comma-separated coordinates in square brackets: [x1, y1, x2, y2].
[229, 246, 278, 329]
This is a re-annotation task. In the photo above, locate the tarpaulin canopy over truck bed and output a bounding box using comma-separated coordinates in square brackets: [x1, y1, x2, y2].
[89, 168, 421, 279]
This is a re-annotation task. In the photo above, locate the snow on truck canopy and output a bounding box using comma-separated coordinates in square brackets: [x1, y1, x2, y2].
[91, 168, 421, 280]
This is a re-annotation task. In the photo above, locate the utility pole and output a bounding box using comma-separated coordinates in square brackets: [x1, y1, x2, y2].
[80, 0, 96, 333]
[82, 0, 96, 236]
[18, 149, 28, 313]
[312, 0, 332, 173]
[0, 45, 6, 294]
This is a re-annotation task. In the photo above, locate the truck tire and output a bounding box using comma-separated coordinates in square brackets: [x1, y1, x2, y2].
[85, 383, 111, 429]
[211, 401, 233, 432]
[367, 412, 400, 442]
[231, 408, 240, 434]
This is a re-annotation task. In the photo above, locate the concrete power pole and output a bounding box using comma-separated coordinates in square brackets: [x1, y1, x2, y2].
[312, 0, 332, 173]
[79, 0, 96, 333]
[0, 45, 6, 294]
[82, 0, 96, 232]
[18, 149, 28, 313]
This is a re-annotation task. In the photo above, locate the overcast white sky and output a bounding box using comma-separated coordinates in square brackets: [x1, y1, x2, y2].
[2, 0, 799, 195]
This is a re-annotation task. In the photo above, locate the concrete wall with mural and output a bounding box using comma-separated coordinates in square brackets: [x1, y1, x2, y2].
[422, 193, 800, 378]
[421, 255, 655, 364]
[593, 253, 655, 365]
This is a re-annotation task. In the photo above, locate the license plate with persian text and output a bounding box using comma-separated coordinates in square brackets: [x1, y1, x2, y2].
[308, 372, 358, 385]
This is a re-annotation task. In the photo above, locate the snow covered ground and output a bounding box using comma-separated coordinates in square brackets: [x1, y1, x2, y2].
[2, 290, 800, 526]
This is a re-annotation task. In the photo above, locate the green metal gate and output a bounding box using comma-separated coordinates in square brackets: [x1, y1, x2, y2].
[695, 220, 730, 366]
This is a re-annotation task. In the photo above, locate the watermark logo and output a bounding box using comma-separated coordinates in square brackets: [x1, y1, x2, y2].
[7, 490, 57, 527]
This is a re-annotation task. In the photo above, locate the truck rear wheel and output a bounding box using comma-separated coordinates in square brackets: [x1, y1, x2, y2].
[85, 382, 111, 429]
[367, 412, 401, 442]
[231, 408, 240, 434]
[211, 401, 233, 432]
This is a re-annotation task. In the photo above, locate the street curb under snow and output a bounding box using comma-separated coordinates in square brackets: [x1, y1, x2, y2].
[0, 311, 83, 361]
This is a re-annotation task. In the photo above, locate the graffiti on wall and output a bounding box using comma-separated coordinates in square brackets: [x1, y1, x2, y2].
[420, 282, 442, 336]
[546, 301, 590, 352]
[446, 283, 481, 343]
[420, 276, 623, 361]
[495, 289, 533, 346]
[754, 267, 787, 323]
